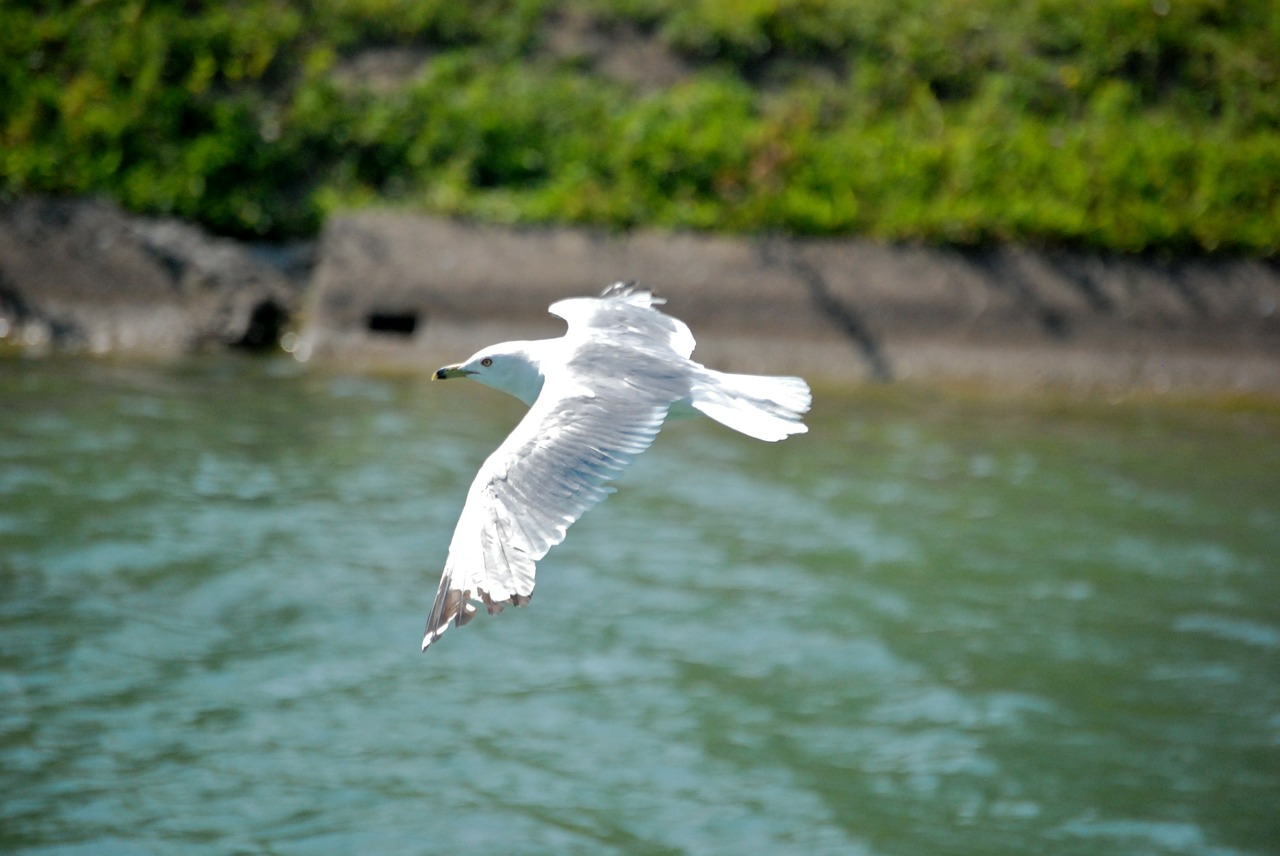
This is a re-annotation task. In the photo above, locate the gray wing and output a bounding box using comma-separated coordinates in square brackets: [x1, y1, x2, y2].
[549, 282, 696, 360]
[421, 344, 690, 650]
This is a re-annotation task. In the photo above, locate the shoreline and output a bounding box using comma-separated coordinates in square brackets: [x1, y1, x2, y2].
[2, 196, 1278, 396]
[290, 327, 1280, 402]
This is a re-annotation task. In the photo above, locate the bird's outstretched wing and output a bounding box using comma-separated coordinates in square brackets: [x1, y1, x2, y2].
[422, 294, 692, 650]
[550, 282, 696, 360]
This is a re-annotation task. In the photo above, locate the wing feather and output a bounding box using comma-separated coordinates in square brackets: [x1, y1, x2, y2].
[549, 282, 696, 360]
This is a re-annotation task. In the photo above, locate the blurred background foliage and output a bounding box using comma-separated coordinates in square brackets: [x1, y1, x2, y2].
[2, 0, 1277, 254]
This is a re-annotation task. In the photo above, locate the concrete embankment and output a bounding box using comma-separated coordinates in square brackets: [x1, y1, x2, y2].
[3, 197, 1278, 393]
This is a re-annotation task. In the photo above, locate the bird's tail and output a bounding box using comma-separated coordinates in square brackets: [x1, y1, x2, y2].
[690, 370, 812, 442]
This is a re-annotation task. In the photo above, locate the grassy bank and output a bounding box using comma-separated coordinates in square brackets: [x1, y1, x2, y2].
[3, 0, 1277, 254]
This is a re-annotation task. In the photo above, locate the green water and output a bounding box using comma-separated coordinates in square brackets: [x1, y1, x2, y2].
[2, 357, 1278, 855]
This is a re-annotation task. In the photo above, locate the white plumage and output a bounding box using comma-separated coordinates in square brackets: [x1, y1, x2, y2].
[422, 282, 811, 650]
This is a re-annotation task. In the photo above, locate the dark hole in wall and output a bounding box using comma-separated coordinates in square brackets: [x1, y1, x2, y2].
[0, 278, 33, 326]
[366, 311, 419, 336]
[234, 299, 288, 350]
[1040, 307, 1069, 338]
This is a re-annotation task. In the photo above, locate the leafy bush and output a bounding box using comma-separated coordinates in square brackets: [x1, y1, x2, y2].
[2, 0, 1276, 254]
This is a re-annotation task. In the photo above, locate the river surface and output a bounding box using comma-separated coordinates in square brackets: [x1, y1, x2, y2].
[2, 356, 1278, 855]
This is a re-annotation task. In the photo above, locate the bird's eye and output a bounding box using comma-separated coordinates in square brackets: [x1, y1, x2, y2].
[480, 357, 493, 367]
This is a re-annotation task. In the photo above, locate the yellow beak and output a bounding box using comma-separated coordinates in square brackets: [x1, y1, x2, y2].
[434, 365, 475, 380]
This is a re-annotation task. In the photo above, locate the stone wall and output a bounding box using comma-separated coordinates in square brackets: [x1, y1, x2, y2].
[303, 210, 1280, 390]
[4, 197, 1278, 392]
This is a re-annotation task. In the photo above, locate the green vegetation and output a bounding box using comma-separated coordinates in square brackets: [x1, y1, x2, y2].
[3, 0, 1277, 254]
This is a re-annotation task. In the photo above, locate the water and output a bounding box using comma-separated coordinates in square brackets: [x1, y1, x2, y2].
[2, 356, 1278, 856]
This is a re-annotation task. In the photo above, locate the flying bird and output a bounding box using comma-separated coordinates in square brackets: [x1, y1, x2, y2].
[422, 282, 812, 650]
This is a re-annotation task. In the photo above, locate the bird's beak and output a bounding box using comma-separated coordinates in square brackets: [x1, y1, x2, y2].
[434, 364, 475, 380]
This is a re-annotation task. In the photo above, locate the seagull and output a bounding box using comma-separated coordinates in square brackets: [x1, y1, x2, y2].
[422, 282, 812, 650]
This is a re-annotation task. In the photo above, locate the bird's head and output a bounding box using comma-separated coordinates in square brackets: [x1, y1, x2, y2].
[434, 340, 546, 406]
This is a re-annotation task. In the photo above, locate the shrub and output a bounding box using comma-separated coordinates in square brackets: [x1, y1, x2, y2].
[3, 0, 1276, 254]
